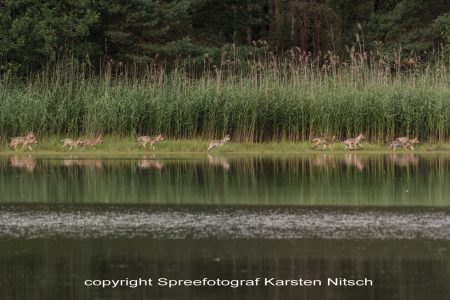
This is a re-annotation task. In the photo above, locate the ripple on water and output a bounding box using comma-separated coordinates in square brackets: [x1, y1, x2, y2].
[0, 206, 449, 240]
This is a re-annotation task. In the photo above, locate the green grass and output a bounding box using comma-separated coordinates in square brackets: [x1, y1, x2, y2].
[0, 54, 449, 142]
[1, 136, 449, 155]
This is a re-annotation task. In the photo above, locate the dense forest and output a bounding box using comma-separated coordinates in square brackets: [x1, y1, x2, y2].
[1, 0, 449, 73]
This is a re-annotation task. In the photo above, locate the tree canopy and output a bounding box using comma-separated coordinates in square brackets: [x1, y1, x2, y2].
[1, 0, 449, 72]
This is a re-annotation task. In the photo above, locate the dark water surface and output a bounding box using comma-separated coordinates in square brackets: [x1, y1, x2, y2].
[0, 154, 449, 300]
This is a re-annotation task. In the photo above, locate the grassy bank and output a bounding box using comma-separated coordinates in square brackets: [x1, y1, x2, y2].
[1, 136, 449, 155]
[0, 53, 449, 142]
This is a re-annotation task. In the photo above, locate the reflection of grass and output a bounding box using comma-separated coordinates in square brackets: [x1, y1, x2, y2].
[0, 136, 449, 155]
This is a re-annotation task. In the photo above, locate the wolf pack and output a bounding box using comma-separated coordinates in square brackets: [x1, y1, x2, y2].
[311, 133, 420, 151]
[5, 132, 419, 151]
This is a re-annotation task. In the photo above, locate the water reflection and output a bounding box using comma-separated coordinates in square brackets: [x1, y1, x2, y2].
[9, 155, 36, 172]
[137, 158, 164, 170]
[0, 154, 448, 206]
[62, 157, 103, 169]
[311, 154, 337, 169]
[343, 153, 365, 171]
[388, 153, 419, 167]
[207, 154, 230, 170]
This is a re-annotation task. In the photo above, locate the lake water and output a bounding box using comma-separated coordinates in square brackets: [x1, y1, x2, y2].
[0, 154, 449, 299]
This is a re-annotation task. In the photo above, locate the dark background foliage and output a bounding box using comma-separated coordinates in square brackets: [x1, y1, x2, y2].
[0, 0, 449, 73]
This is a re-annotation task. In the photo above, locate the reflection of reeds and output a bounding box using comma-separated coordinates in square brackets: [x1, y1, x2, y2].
[9, 155, 36, 172]
[207, 154, 230, 171]
[0, 155, 449, 206]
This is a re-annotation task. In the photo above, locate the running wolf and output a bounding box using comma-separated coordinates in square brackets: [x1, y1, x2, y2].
[343, 133, 365, 150]
[207, 135, 231, 151]
[390, 137, 419, 151]
[9, 132, 38, 151]
[61, 138, 83, 150]
[137, 134, 164, 150]
[311, 135, 336, 150]
[81, 135, 103, 148]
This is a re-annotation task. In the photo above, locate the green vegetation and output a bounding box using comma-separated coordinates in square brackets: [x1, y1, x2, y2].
[0, 52, 449, 142]
[0, 1, 449, 142]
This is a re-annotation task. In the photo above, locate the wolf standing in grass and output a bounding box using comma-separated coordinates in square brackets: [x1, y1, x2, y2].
[343, 133, 365, 150]
[9, 132, 38, 151]
[207, 135, 231, 151]
[137, 134, 164, 150]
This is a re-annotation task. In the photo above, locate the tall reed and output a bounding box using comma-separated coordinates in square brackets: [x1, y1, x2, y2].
[0, 49, 449, 142]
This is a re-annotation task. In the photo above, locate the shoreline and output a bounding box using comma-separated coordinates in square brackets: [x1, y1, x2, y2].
[0, 137, 449, 156]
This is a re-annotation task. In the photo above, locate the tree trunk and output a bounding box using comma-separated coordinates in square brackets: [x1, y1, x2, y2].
[373, 0, 380, 12]
[300, 2, 307, 52]
[312, 0, 321, 56]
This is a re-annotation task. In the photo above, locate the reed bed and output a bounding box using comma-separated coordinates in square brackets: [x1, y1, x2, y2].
[0, 50, 449, 142]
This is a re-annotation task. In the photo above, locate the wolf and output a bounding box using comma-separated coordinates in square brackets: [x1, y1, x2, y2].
[392, 137, 419, 151]
[311, 135, 336, 150]
[61, 138, 83, 150]
[343, 133, 365, 150]
[389, 140, 404, 151]
[137, 134, 164, 150]
[207, 135, 231, 151]
[81, 135, 103, 148]
[9, 132, 38, 151]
